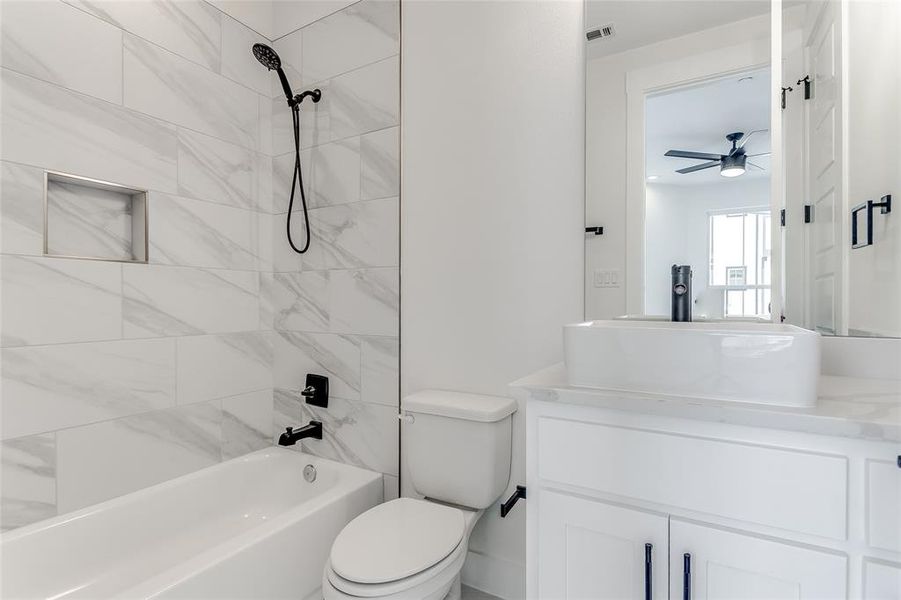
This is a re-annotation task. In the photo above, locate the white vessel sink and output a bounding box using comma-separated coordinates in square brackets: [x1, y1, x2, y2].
[564, 320, 820, 407]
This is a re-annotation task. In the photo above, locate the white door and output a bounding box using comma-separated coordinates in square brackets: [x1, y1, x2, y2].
[669, 519, 847, 600]
[537, 489, 668, 599]
[804, 0, 844, 334]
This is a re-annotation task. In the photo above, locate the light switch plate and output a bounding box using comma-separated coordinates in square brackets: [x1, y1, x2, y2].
[593, 269, 621, 288]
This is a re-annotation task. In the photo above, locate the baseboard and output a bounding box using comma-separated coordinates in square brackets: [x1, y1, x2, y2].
[461, 549, 525, 599]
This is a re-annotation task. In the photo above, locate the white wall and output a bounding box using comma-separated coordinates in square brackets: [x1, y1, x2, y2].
[645, 179, 770, 317]
[401, 2, 585, 597]
[845, 0, 901, 337]
[586, 13, 771, 319]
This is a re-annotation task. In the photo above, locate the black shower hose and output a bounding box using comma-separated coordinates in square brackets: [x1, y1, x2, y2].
[286, 103, 311, 254]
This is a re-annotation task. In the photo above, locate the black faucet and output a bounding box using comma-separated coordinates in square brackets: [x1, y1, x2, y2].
[671, 264, 692, 322]
[278, 421, 323, 446]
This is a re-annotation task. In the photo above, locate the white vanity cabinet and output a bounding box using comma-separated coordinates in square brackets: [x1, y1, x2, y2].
[525, 399, 901, 599]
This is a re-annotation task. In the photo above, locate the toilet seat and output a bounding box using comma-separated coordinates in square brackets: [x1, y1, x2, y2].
[330, 498, 465, 585]
[323, 498, 480, 600]
[324, 543, 466, 599]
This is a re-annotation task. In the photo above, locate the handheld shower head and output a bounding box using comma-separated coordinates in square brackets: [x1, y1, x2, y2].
[252, 43, 294, 105]
[252, 43, 281, 70]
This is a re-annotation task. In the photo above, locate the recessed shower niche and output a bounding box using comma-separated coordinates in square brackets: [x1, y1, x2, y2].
[44, 171, 148, 263]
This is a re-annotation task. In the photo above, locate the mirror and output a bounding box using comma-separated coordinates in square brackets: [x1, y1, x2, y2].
[781, 0, 900, 337]
[584, 0, 900, 336]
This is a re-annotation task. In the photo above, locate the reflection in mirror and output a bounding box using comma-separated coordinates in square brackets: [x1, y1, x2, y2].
[585, 0, 773, 322]
[645, 73, 772, 320]
[781, 0, 900, 337]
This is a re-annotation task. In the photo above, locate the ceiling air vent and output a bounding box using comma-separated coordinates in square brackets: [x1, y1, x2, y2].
[586, 24, 615, 41]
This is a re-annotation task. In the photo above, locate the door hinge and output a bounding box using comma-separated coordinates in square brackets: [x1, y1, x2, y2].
[780, 208, 786, 227]
[797, 75, 811, 99]
[804, 204, 813, 223]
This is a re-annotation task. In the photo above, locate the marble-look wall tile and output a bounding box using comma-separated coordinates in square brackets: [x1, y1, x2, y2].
[148, 193, 259, 271]
[270, 0, 357, 41]
[0, 69, 178, 194]
[259, 272, 275, 331]
[330, 56, 399, 140]
[310, 137, 361, 208]
[177, 128, 254, 209]
[56, 400, 222, 513]
[271, 149, 313, 214]
[301, 0, 399, 83]
[329, 268, 398, 336]
[0, 161, 44, 256]
[221, 389, 273, 459]
[0, 255, 121, 347]
[301, 396, 398, 476]
[360, 126, 399, 200]
[273, 388, 305, 439]
[253, 152, 273, 213]
[299, 80, 334, 150]
[220, 15, 270, 96]
[255, 210, 274, 272]
[46, 180, 133, 260]
[123, 265, 259, 338]
[360, 336, 399, 407]
[1, 0, 123, 104]
[0, 434, 56, 532]
[273, 271, 330, 332]
[1, 339, 176, 440]
[67, 0, 221, 73]
[272, 209, 325, 274]
[177, 332, 273, 404]
[275, 331, 360, 400]
[124, 35, 258, 150]
[311, 197, 399, 269]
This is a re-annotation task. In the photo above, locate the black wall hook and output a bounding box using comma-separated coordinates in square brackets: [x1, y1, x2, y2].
[500, 485, 526, 518]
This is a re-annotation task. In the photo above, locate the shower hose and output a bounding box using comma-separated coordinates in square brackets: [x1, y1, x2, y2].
[286, 103, 311, 254]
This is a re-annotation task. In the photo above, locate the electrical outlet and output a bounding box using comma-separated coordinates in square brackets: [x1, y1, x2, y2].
[593, 269, 621, 288]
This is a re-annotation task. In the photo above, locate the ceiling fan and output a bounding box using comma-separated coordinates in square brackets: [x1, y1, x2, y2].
[664, 130, 770, 177]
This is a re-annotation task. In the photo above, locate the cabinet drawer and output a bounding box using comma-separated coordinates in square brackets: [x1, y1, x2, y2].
[537, 417, 847, 539]
[867, 458, 901, 553]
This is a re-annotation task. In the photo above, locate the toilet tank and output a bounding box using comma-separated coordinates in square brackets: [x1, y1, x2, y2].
[403, 390, 517, 509]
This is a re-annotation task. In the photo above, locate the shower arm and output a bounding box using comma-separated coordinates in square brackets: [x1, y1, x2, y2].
[292, 89, 322, 107]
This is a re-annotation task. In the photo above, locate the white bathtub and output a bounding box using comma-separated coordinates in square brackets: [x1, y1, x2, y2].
[1, 448, 382, 599]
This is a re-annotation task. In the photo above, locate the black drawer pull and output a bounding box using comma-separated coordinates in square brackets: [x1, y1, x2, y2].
[644, 543, 653, 600]
[683, 553, 692, 600]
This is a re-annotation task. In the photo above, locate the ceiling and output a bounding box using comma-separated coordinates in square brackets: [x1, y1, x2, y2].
[645, 68, 771, 185]
[585, 0, 771, 59]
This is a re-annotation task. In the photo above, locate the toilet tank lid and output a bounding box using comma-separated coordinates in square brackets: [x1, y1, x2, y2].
[403, 390, 517, 423]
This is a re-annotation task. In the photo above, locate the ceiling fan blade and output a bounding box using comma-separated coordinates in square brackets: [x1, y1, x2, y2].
[676, 160, 721, 174]
[665, 150, 725, 161]
[746, 152, 771, 157]
[748, 161, 766, 171]
[737, 129, 769, 149]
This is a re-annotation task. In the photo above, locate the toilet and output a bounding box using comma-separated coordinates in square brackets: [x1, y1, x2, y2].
[322, 390, 517, 600]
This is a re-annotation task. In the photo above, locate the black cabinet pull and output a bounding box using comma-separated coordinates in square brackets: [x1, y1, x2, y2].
[683, 553, 692, 600]
[644, 543, 653, 600]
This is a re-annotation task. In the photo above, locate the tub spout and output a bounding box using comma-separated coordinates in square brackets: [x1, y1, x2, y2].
[278, 421, 323, 446]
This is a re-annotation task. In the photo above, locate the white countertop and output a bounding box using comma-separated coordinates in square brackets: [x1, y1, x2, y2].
[510, 363, 901, 443]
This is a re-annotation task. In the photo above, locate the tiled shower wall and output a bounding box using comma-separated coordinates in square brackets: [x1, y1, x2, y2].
[268, 0, 401, 499]
[0, 0, 277, 531]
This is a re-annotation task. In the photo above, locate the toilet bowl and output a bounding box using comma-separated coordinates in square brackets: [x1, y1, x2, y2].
[321, 390, 517, 600]
[322, 498, 482, 600]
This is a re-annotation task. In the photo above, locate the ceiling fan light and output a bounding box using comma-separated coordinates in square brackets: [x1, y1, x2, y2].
[720, 154, 746, 178]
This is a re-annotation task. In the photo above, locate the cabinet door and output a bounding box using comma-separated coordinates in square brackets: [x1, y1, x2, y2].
[537, 489, 667, 599]
[863, 559, 901, 600]
[669, 520, 847, 600]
